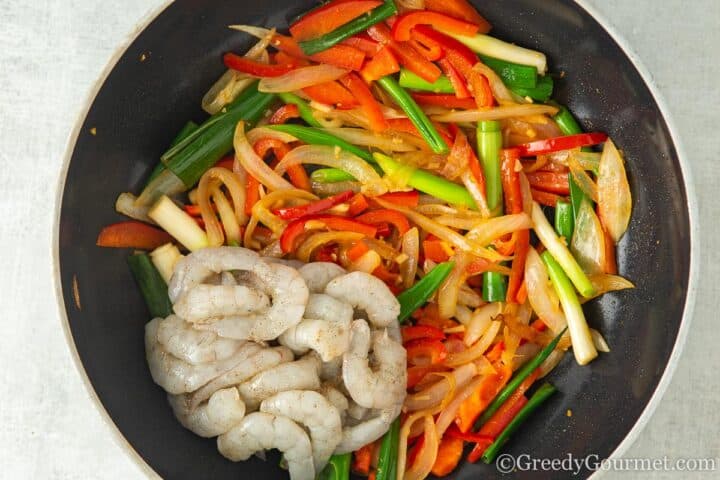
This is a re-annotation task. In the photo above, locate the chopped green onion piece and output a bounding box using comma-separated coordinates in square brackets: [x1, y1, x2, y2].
[510, 75, 554, 102]
[554, 200, 575, 241]
[311, 168, 357, 183]
[445, 32, 547, 75]
[397, 261, 455, 323]
[478, 55, 538, 89]
[316, 453, 351, 480]
[398, 69, 455, 93]
[277, 92, 323, 128]
[476, 120, 503, 213]
[127, 253, 173, 318]
[377, 75, 449, 154]
[148, 196, 209, 252]
[482, 271, 507, 302]
[375, 418, 400, 480]
[267, 124, 373, 162]
[553, 105, 591, 219]
[146, 121, 200, 185]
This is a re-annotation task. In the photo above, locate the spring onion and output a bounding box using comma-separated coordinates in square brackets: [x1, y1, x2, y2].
[298, 0, 398, 55]
[398, 69, 454, 94]
[554, 200, 574, 241]
[445, 32, 547, 75]
[374, 153, 475, 208]
[375, 418, 400, 480]
[542, 251, 598, 365]
[316, 453, 351, 480]
[482, 271, 507, 302]
[148, 196, 209, 251]
[146, 121, 200, 185]
[397, 261, 455, 323]
[531, 202, 595, 297]
[149, 243, 183, 284]
[377, 75, 449, 154]
[478, 55, 537, 88]
[311, 168, 357, 183]
[511, 75, 554, 102]
[127, 252, 173, 318]
[481, 383, 557, 463]
[267, 124, 373, 162]
[553, 105, 590, 220]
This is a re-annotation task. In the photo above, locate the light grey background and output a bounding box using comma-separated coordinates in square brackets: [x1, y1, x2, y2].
[0, 0, 717, 478]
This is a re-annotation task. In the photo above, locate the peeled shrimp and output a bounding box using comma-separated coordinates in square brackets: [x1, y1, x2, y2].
[278, 294, 352, 361]
[319, 383, 349, 422]
[168, 387, 245, 438]
[238, 354, 321, 410]
[343, 320, 407, 409]
[173, 285, 270, 323]
[334, 404, 402, 454]
[187, 346, 293, 410]
[218, 412, 315, 480]
[298, 262, 346, 293]
[155, 314, 247, 365]
[260, 390, 342, 471]
[145, 317, 262, 394]
[325, 272, 400, 327]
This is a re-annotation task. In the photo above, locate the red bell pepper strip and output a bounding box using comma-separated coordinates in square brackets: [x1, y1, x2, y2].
[411, 93, 477, 110]
[223, 53, 295, 77]
[438, 59, 472, 99]
[376, 190, 420, 207]
[183, 204, 202, 217]
[273, 51, 310, 68]
[423, 239, 452, 263]
[407, 365, 444, 389]
[406, 338, 447, 366]
[431, 435, 464, 477]
[424, 0, 492, 32]
[467, 396, 528, 462]
[347, 193, 370, 216]
[213, 154, 235, 171]
[302, 81, 359, 109]
[402, 325, 446, 343]
[245, 174, 260, 216]
[269, 104, 301, 125]
[500, 148, 529, 303]
[271, 34, 366, 71]
[526, 171, 571, 195]
[96, 221, 174, 250]
[352, 442, 375, 475]
[445, 424, 493, 443]
[367, 24, 442, 83]
[346, 241, 370, 262]
[289, 0, 382, 41]
[409, 38, 443, 62]
[280, 214, 378, 253]
[386, 117, 454, 147]
[455, 364, 512, 433]
[254, 138, 311, 191]
[392, 11, 480, 42]
[360, 46, 400, 83]
[340, 72, 387, 131]
[530, 188, 564, 207]
[314, 244, 338, 263]
[341, 34, 382, 56]
[356, 208, 411, 235]
[515, 132, 609, 157]
[273, 190, 355, 220]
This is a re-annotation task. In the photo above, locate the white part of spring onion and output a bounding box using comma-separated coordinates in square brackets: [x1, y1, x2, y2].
[531, 202, 596, 297]
[590, 328, 610, 353]
[430, 104, 558, 123]
[445, 32, 547, 74]
[150, 243, 183, 283]
[135, 168, 187, 207]
[258, 64, 349, 93]
[148, 196, 209, 252]
[115, 192, 153, 223]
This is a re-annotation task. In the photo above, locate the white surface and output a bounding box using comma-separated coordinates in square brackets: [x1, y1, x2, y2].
[0, 0, 717, 478]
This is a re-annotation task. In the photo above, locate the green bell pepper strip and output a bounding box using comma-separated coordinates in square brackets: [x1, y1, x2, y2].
[398, 69, 455, 94]
[481, 383, 557, 464]
[553, 105, 590, 221]
[266, 124, 373, 162]
[396, 261, 455, 323]
[127, 253, 173, 318]
[145, 121, 199, 186]
[554, 200, 574, 241]
[541, 251, 598, 365]
[277, 92, 323, 128]
[510, 75, 554, 102]
[474, 326, 567, 430]
[375, 418, 400, 480]
[316, 453, 351, 480]
[374, 153, 475, 209]
[158, 82, 276, 188]
[298, 0, 398, 56]
[377, 75, 449, 154]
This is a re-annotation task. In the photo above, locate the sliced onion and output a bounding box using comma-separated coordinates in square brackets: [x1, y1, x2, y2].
[351, 250, 382, 273]
[435, 376, 483, 437]
[539, 349, 565, 378]
[570, 199, 606, 275]
[598, 138, 632, 243]
[400, 414, 438, 480]
[311, 180, 362, 196]
[375, 198, 506, 262]
[404, 363, 476, 411]
[415, 204, 484, 219]
[251, 188, 317, 234]
[461, 169, 492, 218]
[524, 247, 567, 334]
[465, 213, 532, 246]
[115, 192, 153, 223]
[258, 64, 348, 92]
[568, 151, 601, 171]
[567, 151, 599, 202]
[512, 342, 541, 371]
[296, 231, 364, 262]
[198, 167, 247, 246]
[277, 145, 382, 192]
[322, 128, 423, 153]
[227, 25, 272, 38]
[431, 104, 558, 123]
[458, 284, 482, 308]
[202, 71, 255, 115]
[438, 251, 472, 318]
[234, 122, 293, 191]
[590, 328, 610, 353]
[472, 63, 516, 105]
[446, 320, 502, 367]
[501, 325, 522, 367]
[519, 171, 533, 215]
[464, 303, 502, 346]
[397, 0, 425, 10]
[454, 304, 473, 325]
[581, 273, 635, 302]
[246, 126, 299, 146]
[400, 227, 420, 289]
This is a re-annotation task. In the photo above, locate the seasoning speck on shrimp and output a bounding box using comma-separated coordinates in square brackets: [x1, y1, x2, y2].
[325, 271, 401, 328]
[168, 387, 246, 438]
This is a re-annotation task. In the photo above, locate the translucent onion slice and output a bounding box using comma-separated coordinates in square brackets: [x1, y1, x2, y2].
[464, 303, 502, 346]
[465, 213, 532, 246]
[322, 127, 423, 153]
[258, 64, 349, 92]
[567, 151, 599, 202]
[430, 104, 558, 123]
[598, 138, 632, 243]
[570, 199, 606, 275]
[404, 363, 476, 411]
[445, 320, 502, 367]
[437, 251, 472, 319]
[296, 231, 364, 263]
[234, 122, 293, 191]
[251, 188, 317, 234]
[435, 376, 483, 438]
[590, 328, 610, 353]
[399, 414, 439, 480]
[400, 227, 420, 289]
[115, 192, 153, 223]
[581, 273, 635, 302]
[472, 63, 516, 105]
[246, 126, 299, 146]
[524, 247, 567, 334]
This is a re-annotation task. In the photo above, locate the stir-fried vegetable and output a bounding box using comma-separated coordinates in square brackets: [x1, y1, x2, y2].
[102, 2, 637, 479]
